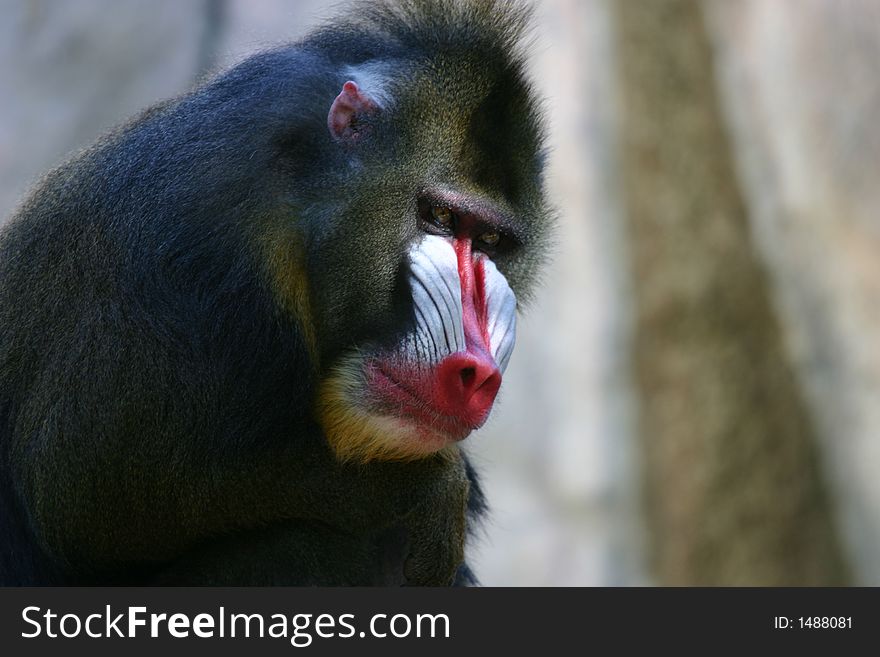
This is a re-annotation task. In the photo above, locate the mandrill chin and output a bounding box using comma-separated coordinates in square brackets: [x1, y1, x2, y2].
[0, 0, 551, 586]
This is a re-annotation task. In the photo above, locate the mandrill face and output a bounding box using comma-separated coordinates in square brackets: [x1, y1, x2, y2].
[318, 227, 517, 462]
[315, 165, 528, 461]
[371, 234, 516, 436]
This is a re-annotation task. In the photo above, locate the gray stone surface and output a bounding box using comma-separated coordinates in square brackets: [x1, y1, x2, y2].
[708, 0, 880, 584]
[0, 0, 209, 221]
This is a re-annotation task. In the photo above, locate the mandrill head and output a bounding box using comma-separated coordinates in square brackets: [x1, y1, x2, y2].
[262, 1, 551, 462]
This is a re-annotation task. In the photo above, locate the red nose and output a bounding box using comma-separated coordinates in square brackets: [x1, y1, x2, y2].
[434, 351, 502, 427]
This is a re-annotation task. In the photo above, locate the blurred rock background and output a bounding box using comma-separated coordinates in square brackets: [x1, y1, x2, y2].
[1, 0, 878, 585]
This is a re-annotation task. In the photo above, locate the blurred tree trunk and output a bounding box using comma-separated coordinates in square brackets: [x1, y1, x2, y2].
[612, 0, 847, 584]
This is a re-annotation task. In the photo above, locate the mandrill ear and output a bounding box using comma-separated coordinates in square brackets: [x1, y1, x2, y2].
[327, 80, 380, 143]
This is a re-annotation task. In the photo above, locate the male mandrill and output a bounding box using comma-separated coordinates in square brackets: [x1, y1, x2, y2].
[0, 0, 551, 585]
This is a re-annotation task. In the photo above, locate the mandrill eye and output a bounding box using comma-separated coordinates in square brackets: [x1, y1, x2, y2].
[478, 231, 501, 247]
[430, 206, 455, 229]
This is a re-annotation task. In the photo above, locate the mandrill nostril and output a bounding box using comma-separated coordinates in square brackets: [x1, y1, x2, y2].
[457, 362, 501, 398]
[433, 352, 502, 426]
[459, 366, 476, 389]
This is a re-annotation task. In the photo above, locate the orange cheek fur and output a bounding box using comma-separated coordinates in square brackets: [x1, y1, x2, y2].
[260, 224, 319, 366]
[316, 353, 457, 463]
[260, 228, 461, 464]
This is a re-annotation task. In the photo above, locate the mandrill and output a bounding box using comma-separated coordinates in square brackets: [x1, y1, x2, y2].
[0, 0, 551, 586]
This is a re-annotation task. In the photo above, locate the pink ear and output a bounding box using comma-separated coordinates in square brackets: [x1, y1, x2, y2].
[327, 81, 378, 142]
